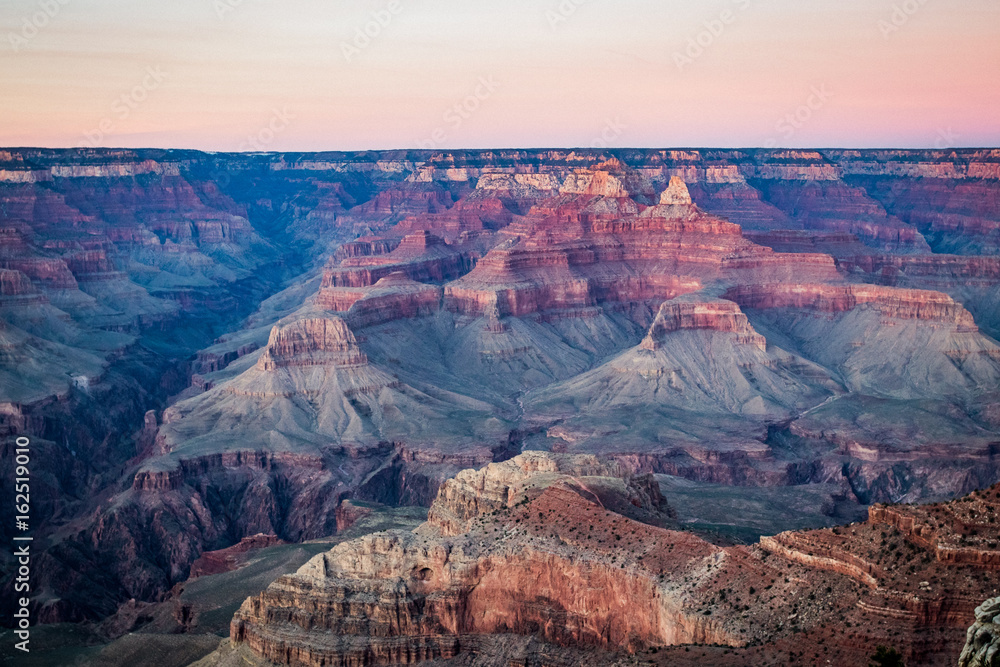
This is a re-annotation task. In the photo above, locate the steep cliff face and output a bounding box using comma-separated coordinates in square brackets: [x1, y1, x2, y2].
[316, 272, 442, 328]
[837, 253, 1000, 337]
[847, 174, 1000, 255]
[724, 283, 979, 326]
[64, 249, 122, 282]
[256, 317, 369, 370]
[726, 283, 1000, 400]
[442, 178, 754, 319]
[228, 456, 1000, 667]
[230, 453, 738, 665]
[321, 231, 472, 289]
[0, 256, 78, 289]
[960, 598, 1000, 667]
[0, 268, 42, 301]
[639, 297, 765, 350]
[746, 178, 930, 252]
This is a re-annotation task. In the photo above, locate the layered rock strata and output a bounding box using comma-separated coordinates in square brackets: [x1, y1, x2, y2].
[230, 453, 734, 665]
[6, 146, 1000, 631]
[229, 456, 1000, 666]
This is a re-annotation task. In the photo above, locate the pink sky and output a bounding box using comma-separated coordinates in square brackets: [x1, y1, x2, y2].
[1, 0, 998, 150]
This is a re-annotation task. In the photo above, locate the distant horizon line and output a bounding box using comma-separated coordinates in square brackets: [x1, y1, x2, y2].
[3, 145, 999, 155]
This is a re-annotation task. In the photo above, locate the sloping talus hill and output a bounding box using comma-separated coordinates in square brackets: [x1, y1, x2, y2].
[2, 147, 1000, 637]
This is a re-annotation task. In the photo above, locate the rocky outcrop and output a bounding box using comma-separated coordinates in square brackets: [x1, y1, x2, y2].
[0, 257, 78, 289]
[63, 251, 120, 281]
[659, 175, 694, 206]
[196, 342, 260, 374]
[0, 269, 41, 301]
[639, 297, 765, 351]
[132, 450, 327, 492]
[426, 451, 670, 536]
[960, 598, 1000, 667]
[230, 458, 1000, 667]
[560, 170, 631, 198]
[317, 272, 442, 328]
[322, 232, 471, 289]
[759, 532, 882, 588]
[230, 453, 736, 665]
[869, 487, 1000, 570]
[334, 236, 402, 260]
[189, 534, 285, 577]
[474, 172, 561, 199]
[442, 210, 751, 318]
[842, 254, 1000, 282]
[837, 253, 1000, 335]
[256, 318, 368, 371]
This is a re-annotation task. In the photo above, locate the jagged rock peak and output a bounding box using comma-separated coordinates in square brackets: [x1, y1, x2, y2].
[256, 317, 367, 371]
[959, 597, 1000, 667]
[659, 176, 693, 206]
